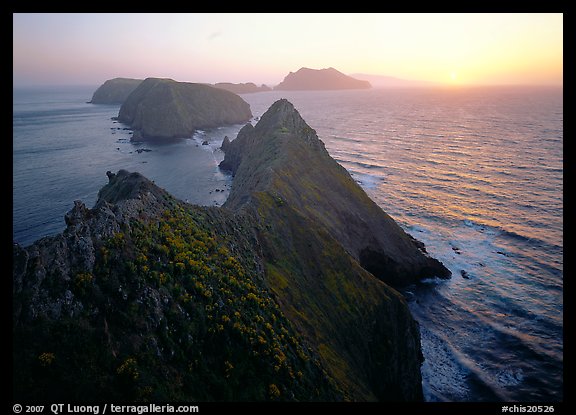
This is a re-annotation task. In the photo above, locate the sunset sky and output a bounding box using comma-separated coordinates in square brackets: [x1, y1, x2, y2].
[13, 13, 563, 87]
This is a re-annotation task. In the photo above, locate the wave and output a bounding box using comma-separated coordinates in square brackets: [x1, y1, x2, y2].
[349, 172, 383, 190]
[339, 159, 386, 171]
[461, 218, 561, 253]
[330, 135, 367, 144]
[411, 284, 563, 402]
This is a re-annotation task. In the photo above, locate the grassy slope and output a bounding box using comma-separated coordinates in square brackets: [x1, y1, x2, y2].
[13, 173, 340, 401]
[222, 100, 426, 400]
[117, 78, 252, 140]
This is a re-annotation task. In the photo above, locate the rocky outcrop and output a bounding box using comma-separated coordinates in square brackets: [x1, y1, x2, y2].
[118, 78, 252, 140]
[220, 135, 232, 152]
[13, 170, 340, 401]
[220, 99, 450, 287]
[214, 82, 271, 94]
[13, 100, 449, 402]
[275, 67, 371, 90]
[89, 78, 143, 104]
[217, 99, 451, 401]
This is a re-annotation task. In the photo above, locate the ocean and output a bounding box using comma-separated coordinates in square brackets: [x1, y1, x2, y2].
[12, 85, 563, 402]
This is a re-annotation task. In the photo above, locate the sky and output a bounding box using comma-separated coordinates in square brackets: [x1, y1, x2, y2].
[13, 13, 563, 87]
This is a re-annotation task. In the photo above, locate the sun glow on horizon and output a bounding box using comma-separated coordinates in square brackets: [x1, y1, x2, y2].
[13, 13, 563, 87]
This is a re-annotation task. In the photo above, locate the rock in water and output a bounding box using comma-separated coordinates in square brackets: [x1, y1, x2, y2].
[274, 67, 372, 90]
[89, 78, 143, 104]
[117, 78, 252, 140]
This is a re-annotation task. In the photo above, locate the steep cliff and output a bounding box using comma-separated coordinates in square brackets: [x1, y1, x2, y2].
[218, 98, 452, 401]
[89, 78, 143, 104]
[275, 67, 371, 90]
[117, 78, 252, 140]
[220, 99, 450, 287]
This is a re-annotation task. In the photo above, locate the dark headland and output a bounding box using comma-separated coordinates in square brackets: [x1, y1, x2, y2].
[13, 99, 449, 401]
[275, 67, 372, 90]
[117, 78, 252, 141]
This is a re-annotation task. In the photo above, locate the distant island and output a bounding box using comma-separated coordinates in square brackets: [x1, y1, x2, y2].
[89, 78, 142, 104]
[89, 70, 433, 106]
[117, 78, 252, 141]
[213, 82, 271, 94]
[275, 67, 371, 90]
[89, 78, 269, 105]
[13, 99, 449, 401]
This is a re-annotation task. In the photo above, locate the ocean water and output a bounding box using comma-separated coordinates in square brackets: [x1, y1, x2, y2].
[13, 86, 235, 247]
[13, 85, 563, 402]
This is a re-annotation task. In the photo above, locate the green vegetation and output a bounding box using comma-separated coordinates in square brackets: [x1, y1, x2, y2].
[253, 190, 400, 400]
[218, 99, 429, 400]
[13, 202, 339, 401]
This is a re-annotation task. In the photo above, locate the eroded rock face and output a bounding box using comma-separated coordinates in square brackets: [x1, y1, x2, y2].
[117, 78, 252, 140]
[13, 170, 341, 401]
[218, 99, 450, 400]
[221, 99, 451, 287]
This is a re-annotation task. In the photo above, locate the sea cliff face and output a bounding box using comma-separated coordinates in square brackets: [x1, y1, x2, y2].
[13, 100, 448, 401]
[117, 78, 252, 140]
[220, 99, 450, 287]
[89, 78, 143, 104]
[219, 99, 451, 400]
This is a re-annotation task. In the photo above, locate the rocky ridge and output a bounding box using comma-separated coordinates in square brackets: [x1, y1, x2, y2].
[220, 99, 450, 287]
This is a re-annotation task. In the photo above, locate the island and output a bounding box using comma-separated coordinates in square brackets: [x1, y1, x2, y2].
[89, 78, 143, 104]
[274, 67, 372, 90]
[116, 78, 252, 141]
[213, 82, 271, 94]
[13, 99, 450, 401]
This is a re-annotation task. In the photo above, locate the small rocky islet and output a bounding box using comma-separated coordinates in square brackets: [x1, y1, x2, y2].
[13, 81, 450, 401]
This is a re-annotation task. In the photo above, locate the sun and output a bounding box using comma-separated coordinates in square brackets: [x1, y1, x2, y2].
[450, 71, 458, 82]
